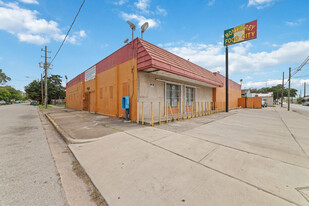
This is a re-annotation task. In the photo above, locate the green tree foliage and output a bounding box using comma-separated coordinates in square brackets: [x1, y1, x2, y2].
[24, 80, 41, 102]
[250, 84, 297, 100]
[24, 75, 65, 103]
[0, 69, 11, 85]
[0, 86, 24, 101]
[0, 88, 11, 101]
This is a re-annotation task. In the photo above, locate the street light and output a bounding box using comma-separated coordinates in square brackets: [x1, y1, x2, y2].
[65, 75, 68, 85]
[126, 21, 136, 42]
[141, 22, 149, 39]
[240, 79, 243, 88]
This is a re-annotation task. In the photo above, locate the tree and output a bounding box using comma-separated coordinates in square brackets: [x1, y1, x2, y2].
[24, 74, 65, 103]
[0, 88, 10, 101]
[0, 86, 23, 101]
[24, 80, 41, 102]
[4, 86, 23, 100]
[250, 84, 298, 101]
[0, 69, 11, 85]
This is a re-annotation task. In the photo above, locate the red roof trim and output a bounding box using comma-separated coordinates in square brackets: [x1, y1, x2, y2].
[137, 38, 223, 87]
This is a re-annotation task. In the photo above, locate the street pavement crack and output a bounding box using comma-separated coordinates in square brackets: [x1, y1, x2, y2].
[275, 109, 309, 159]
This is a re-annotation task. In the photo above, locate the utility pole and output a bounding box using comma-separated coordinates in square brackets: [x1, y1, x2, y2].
[304, 82, 306, 97]
[288, 67, 291, 111]
[281, 72, 284, 107]
[44, 46, 48, 109]
[41, 73, 43, 105]
[225, 46, 229, 112]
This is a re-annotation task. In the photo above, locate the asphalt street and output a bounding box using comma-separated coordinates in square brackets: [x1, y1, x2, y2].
[283, 103, 309, 118]
[0, 103, 67, 206]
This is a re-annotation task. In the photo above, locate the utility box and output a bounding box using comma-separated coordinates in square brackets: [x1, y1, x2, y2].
[122, 96, 129, 109]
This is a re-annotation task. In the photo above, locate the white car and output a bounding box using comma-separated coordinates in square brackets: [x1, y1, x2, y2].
[302, 97, 309, 106]
[262, 100, 267, 107]
[0, 100, 6, 105]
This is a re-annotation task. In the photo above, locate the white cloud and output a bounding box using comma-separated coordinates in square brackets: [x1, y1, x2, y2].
[118, 0, 166, 29]
[243, 78, 309, 90]
[248, 0, 277, 9]
[156, 6, 167, 16]
[208, 0, 216, 6]
[159, 39, 309, 76]
[19, 0, 38, 5]
[285, 18, 306, 27]
[113, 0, 127, 6]
[0, 1, 86, 45]
[134, 0, 150, 11]
[120, 12, 159, 28]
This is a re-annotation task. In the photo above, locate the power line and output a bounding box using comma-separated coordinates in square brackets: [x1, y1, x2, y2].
[284, 56, 309, 84]
[291, 55, 309, 77]
[50, 0, 86, 64]
[256, 0, 285, 20]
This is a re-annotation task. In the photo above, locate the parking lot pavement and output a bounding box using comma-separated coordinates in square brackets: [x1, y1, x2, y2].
[69, 106, 309, 206]
[42, 107, 142, 140]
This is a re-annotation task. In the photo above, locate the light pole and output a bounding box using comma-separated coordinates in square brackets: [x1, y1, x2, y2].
[126, 21, 136, 42]
[141, 22, 149, 39]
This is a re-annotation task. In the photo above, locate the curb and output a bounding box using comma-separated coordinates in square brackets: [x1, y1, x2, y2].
[45, 113, 76, 144]
[45, 113, 108, 144]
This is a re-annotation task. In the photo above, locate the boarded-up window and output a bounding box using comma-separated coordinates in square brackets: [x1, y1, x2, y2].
[122, 82, 129, 96]
[109, 86, 113, 99]
[100, 88, 103, 99]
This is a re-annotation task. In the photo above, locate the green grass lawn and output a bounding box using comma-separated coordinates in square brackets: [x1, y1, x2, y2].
[54, 104, 65, 107]
[39, 104, 51, 108]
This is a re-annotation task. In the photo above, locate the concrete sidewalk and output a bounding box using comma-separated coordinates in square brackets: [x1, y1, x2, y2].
[64, 107, 309, 206]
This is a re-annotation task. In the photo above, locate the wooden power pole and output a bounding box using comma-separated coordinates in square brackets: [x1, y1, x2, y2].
[41, 73, 43, 105]
[305, 82, 307, 98]
[281, 72, 284, 107]
[288, 67, 291, 111]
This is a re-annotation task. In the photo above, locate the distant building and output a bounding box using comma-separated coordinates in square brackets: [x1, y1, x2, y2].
[241, 89, 251, 98]
[251, 92, 274, 106]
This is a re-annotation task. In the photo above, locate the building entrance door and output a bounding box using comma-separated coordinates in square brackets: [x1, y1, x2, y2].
[89, 91, 95, 113]
[83, 92, 89, 111]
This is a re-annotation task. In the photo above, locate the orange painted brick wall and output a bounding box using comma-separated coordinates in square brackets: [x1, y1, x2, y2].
[66, 81, 84, 110]
[213, 73, 241, 109]
[66, 58, 138, 121]
[238, 97, 262, 109]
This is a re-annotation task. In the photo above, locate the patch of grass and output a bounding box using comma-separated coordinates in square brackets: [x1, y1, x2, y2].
[72, 160, 108, 206]
[54, 104, 65, 107]
[39, 104, 51, 108]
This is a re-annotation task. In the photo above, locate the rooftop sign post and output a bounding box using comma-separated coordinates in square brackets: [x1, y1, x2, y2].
[224, 20, 257, 112]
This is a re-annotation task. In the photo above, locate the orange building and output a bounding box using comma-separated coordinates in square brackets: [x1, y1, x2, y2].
[213, 72, 242, 109]
[66, 38, 241, 122]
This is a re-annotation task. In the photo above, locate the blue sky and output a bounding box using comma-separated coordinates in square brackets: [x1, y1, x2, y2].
[0, 0, 309, 95]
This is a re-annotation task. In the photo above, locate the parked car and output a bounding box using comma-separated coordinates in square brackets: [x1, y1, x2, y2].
[0, 100, 6, 105]
[302, 97, 309, 106]
[262, 99, 267, 107]
[30, 101, 38, 106]
[15, 101, 20, 104]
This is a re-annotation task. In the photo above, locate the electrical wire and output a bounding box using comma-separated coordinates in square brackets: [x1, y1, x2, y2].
[256, 0, 285, 20]
[50, 0, 86, 64]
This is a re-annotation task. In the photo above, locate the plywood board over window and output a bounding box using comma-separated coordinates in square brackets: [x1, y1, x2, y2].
[122, 82, 129, 96]
[100, 88, 103, 99]
[109, 86, 113, 99]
